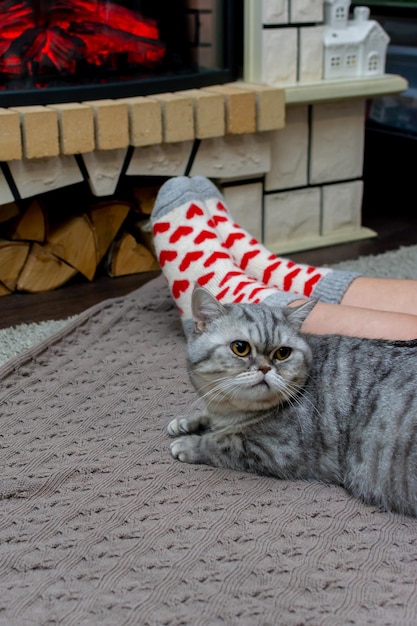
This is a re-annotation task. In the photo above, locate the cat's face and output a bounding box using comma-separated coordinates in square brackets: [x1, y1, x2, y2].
[186, 288, 314, 415]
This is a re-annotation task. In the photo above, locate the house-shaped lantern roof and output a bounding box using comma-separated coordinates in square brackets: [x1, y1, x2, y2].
[323, 1, 390, 79]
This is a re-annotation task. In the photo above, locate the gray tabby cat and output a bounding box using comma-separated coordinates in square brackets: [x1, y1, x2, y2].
[168, 287, 417, 516]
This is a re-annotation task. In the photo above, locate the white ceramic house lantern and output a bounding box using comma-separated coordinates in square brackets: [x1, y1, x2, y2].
[324, 1, 389, 79]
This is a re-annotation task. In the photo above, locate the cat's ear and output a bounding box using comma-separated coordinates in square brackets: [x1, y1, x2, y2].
[192, 286, 225, 332]
[286, 299, 317, 329]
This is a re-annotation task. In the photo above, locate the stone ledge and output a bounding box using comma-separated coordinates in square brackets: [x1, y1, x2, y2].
[285, 74, 408, 105]
[0, 83, 286, 162]
[0, 75, 406, 163]
[268, 226, 377, 255]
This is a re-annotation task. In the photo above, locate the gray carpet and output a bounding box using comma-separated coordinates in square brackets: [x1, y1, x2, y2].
[329, 243, 417, 279]
[1, 245, 417, 625]
[0, 317, 76, 366]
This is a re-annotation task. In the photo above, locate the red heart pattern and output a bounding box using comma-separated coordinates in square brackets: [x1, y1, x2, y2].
[153, 201, 274, 314]
[240, 249, 261, 270]
[304, 274, 321, 297]
[283, 268, 302, 292]
[159, 250, 177, 266]
[170, 225, 193, 243]
[263, 260, 282, 284]
[204, 203, 329, 297]
[153, 195, 329, 318]
[204, 251, 229, 267]
[186, 203, 204, 219]
[153, 222, 170, 235]
[172, 279, 190, 299]
[219, 270, 242, 288]
[207, 215, 227, 228]
[197, 272, 215, 286]
[233, 281, 254, 295]
[194, 230, 217, 244]
[179, 251, 204, 271]
[222, 232, 245, 248]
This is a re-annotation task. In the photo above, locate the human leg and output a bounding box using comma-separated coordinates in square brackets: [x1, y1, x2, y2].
[341, 276, 417, 316]
[290, 298, 417, 340]
[152, 177, 417, 341]
[191, 176, 417, 337]
[191, 176, 360, 302]
[151, 177, 302, 335]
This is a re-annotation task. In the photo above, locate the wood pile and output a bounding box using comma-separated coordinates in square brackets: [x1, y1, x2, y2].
[0, 186, 161, 296]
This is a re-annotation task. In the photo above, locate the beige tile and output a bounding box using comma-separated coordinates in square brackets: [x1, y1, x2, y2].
[0, 109, 22, 161]
[50, 103, 95, 154]
[11, 106, 59, 159]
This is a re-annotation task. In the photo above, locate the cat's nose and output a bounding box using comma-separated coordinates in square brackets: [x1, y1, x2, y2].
[259, 365, 271, 374]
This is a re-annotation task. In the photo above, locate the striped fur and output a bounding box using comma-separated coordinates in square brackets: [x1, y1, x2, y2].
[168, 287, 417, 516]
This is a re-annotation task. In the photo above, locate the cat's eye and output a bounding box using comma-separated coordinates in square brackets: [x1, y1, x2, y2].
[230, 340, 251, 357]
[274, 346, 292, 361]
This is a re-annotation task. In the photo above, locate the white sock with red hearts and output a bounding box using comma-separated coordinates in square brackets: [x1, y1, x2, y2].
[151, 177, 301, 334]
[191, 176, 333, 298]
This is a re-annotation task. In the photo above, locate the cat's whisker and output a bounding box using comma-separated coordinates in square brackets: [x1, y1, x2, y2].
[199, 378, 236, 405]
[186, 368, 237, 393]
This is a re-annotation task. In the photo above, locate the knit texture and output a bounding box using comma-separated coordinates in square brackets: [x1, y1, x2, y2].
[190, 176, 361, 301]
[1, 275, 417, 625]
[151, 176, 295, 332]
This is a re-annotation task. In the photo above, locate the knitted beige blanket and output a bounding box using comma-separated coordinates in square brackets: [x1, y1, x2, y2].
[1, 275, 416, 625]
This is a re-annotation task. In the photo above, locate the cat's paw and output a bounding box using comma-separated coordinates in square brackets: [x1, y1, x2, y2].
[167, 414, 209, 436]
[167, 417, 191, 437]
[170, 436, 202, 464]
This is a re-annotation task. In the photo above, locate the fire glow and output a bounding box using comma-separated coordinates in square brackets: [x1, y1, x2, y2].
[0, 0, 166, 88]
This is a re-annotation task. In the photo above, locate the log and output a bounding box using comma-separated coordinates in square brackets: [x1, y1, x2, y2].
[132, 218, 156, 257]
[106, 232, 159, 277]
[8, 199, 47, 243]
[44, 214, 98, 281]
[0, 240, 30, 291]
[89, 200, 131, 263]
[16, 243, 77, 293]
[131, 185, 159, 216]
[0, 281, 12, 297]
[0, 202, 20, 224]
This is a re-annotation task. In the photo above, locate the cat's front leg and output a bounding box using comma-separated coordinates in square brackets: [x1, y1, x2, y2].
[167, 414, 210, 437]
[170, 431, 248, 471]
[170, 435, 205, 464]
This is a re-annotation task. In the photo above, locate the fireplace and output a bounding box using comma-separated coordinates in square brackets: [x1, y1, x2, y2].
[0, 0, 403, 304]
[0, 0, 242, 106]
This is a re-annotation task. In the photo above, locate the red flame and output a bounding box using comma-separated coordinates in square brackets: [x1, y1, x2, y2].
[0, 0, 166, 81]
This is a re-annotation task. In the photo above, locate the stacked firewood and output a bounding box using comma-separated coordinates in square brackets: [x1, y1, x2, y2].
[0, 186, 160, 296]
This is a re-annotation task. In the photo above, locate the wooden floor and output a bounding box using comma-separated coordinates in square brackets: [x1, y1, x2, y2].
[1, 213, 417, 330]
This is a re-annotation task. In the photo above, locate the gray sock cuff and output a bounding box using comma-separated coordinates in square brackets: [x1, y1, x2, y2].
[151, 176, 195, 223]
[312, 270, 361, 304]
[191, 176, 224, 202]
[264, 291, 307, 308]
